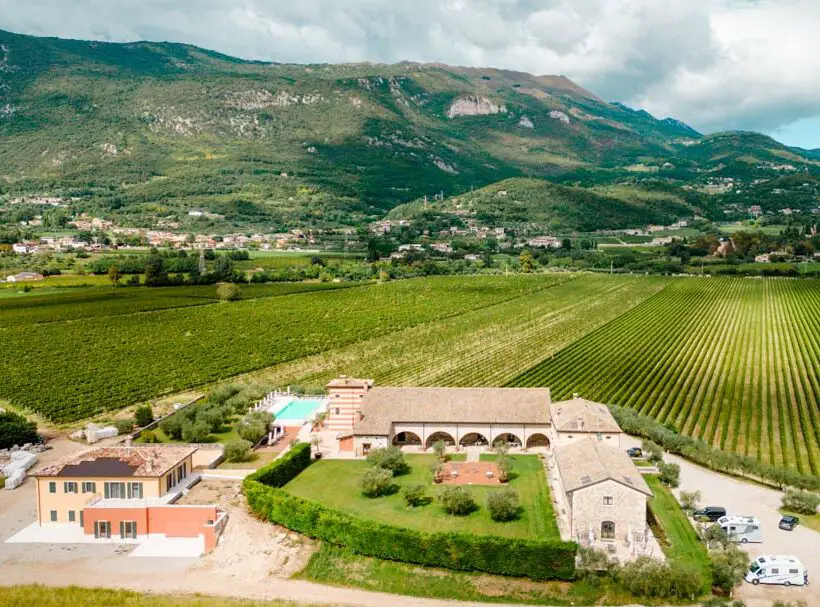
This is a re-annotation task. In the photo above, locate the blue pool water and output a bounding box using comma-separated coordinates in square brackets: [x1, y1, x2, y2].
[275, 399, 324, 423]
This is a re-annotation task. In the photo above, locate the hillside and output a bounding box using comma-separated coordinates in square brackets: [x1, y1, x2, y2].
[0, 29, 817, 232]
[388, 178, 712, 232]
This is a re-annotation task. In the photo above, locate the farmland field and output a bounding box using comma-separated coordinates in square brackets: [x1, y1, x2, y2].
[511, 278, 820, 475]
[0, 274, 575, 422]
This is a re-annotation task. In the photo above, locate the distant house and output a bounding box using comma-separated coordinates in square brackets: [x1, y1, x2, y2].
[527, 236, 562, 249]
[464, 254, 480, 262]
[6, 272, 44, 283]
[754, 253, 771, 263]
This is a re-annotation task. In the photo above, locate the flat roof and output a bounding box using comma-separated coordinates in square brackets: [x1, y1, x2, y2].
[353, 386, 551, 435]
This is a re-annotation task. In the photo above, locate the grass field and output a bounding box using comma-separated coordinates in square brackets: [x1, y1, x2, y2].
[299, 544, 654, 606]
[511, 277, 820, 474]
[282, 454, 559, 540]
[645, 475, 712, 592]
[0, 586, 297, 607]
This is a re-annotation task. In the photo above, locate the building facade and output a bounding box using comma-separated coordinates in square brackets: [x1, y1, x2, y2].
[32, 445, 226, 553]
[324, 376, 373, 432]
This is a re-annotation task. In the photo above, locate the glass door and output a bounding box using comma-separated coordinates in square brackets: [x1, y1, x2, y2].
[94, 521, 111, 538]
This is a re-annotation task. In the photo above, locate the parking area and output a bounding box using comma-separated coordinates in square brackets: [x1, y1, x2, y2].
[623, 436, 819, 606]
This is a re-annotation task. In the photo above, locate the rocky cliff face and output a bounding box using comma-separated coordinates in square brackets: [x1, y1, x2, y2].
[447, 96, 507, 118]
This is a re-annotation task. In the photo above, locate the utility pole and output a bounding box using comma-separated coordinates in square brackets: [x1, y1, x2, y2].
[610, 259, 613, 275]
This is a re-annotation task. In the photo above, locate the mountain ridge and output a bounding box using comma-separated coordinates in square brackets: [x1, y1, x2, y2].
[0, 29, 816, 232]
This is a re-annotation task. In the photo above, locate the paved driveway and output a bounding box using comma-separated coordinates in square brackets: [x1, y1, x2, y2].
[623, 435, 818, 607]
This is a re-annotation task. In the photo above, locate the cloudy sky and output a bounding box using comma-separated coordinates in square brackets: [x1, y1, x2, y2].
[2, 0, 819, 147]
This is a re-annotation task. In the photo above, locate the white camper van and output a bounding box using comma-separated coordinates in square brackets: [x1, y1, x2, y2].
[745, 555, 807, 586]
[717, 515, 763, 543]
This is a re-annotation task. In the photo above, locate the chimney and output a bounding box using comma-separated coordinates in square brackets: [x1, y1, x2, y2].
[572, 392, 579, 399]
[577, 416, 584, 429]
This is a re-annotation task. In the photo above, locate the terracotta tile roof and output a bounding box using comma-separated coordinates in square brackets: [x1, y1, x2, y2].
[352, 387, 551, 435]
[325, 376, 374, 389]
[33, 445, 197, 478]
[555, 438, 651, 496]
[549, 396, 621, 433]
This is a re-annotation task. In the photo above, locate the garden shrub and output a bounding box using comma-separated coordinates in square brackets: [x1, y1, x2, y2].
[781, 489, 820, 515]
[614, 556, 702, 598]
[642, 439, 664, 464]
[710, 544, 750, 593]
[658, 462, 681, 488]
[160, 414, 183, 440]
[217, 282, 242, 301]
[113, 419, 134, 434]
[181, 418, 211, 443]
[679, 490, 702, 514]
[244, 442, 577, 580]
[439, 486, 477, 515]
[402, 483, 427, 507]
[486, 488, 519, 521]
[237, 411, 273, 444]
[133, 405, 154, 428]
[224, 439, 253, 463]
[432, 440, 448, 462]
[140, 430, 159, 443]
[359, 467, 395, 498]
[366, 446, 409, 475]
[0, 411, 38, 449]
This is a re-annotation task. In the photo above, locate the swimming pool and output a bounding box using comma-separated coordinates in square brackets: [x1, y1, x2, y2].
[274, 398, 325, 425]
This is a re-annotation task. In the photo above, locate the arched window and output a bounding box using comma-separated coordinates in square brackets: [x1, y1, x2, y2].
[601, 521, 616, 540]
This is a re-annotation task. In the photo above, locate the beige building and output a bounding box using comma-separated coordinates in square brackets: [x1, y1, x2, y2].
[31, 445, 225, 552]
[554, 438, 652, 555]
[548, 394, 623, 448]
[341, 386, 552, 456]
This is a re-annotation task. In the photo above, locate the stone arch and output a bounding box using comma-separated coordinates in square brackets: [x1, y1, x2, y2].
[459, 432, 489, 447]
[601, 521, 616, 540]
[393, 431, 421, 446]
[425, 431, 456, 448]
[525, 433, 550, 449]
[493, 433, 523, 448]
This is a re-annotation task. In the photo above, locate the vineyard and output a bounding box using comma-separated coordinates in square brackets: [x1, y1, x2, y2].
[511, 278, 820, 475]
[0, 274, 569, 422]
[0, 282, 353, 328]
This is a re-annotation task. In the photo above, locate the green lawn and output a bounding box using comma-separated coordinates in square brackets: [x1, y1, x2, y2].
[645, 475, 711, 592]
[283, 454, 559, 540]
[299, 544, 684, 606]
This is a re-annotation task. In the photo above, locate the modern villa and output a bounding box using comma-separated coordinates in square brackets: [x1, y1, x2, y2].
[31, 444, 226, 553]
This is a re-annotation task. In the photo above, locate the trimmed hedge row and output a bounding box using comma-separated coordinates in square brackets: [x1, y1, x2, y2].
[244, 443, 577, 580]
[611, 406, 820, 491]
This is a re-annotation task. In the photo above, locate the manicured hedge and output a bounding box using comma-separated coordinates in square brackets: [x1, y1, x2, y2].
[244, 443, 577, 580]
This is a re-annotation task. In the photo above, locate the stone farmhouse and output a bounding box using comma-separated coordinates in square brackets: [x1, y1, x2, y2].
[548, 394, 623, 448]
[31, 445, 226, 554]
[553, 438, 652, 552]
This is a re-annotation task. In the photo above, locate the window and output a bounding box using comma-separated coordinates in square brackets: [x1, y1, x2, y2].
[603, 496, 614, 505]
[771, 568, 780, 574]
[605, 436, 612, 440]
[334, 408, 340, 415]
[601, 521, 616, 540]
[82, 481, 96, 494]
[68, 510, 75, 523]
[63, 481, 78, 494]
[596, 433, 603, 440]
[120, 521, 137, 539]
[166, 474, 173, 492]
[80, 511, 84, 526]
[789, 568, 799, 574]
[128, 482, 143, 499]
[104, 482, 126, 499]
[50, 510, 57, 522]
[94, 521, 111, 539]
[48, 481, 56, 494]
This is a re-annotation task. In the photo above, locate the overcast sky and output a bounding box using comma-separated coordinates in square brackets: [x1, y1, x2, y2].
[2, 0, 819, 148]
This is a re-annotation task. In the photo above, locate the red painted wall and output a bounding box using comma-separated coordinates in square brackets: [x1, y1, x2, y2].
[82, 507, 149, 536]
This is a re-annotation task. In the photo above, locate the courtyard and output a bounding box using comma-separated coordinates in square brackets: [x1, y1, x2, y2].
[282, 453, 560, 540]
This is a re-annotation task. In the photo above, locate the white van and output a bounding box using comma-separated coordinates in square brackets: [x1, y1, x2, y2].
[745, 555, 807, 586]
[717, 515, 763, 544]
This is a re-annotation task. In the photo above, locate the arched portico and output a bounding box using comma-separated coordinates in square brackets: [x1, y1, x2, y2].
[393, 431, 421, 446]
[459, 432, 489, 447]
[492, 432, 523, 448]
[425, 431, 456, 448]
[525, 433, 550, 449]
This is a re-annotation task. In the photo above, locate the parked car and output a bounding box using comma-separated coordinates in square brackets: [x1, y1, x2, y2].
[627, 447, 643, 458]
[745, 555, 807, 586]
[693, 506, 727, 522]
[779, 515, 799, 531]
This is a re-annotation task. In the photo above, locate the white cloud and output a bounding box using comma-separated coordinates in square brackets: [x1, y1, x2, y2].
[1, 0, 819, 142]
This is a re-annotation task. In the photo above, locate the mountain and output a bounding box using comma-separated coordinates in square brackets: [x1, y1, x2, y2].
[0, 29, 817, 232]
